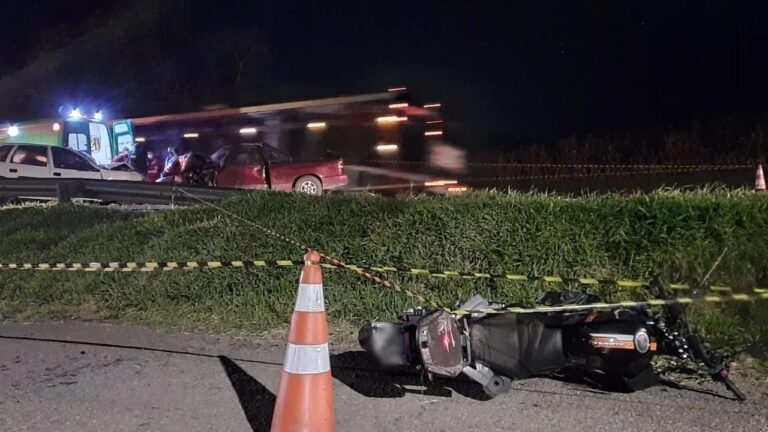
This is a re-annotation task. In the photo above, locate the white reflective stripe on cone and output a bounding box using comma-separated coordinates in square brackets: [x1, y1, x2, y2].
[294, 283, 325, 312]
[283, 343, 331, 374]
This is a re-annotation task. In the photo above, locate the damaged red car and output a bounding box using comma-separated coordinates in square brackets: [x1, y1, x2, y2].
[157, 143, 347, 195]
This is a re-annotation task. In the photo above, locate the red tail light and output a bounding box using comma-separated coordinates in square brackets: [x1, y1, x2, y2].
[441, 332, 451, 352]
[440, 328, 456, 352]
[338, 159, 344, 172]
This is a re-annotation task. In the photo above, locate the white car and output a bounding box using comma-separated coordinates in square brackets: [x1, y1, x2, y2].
[0, 143, 143, 181]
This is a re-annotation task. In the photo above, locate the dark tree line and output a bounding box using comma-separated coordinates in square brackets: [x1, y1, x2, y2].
[474, 116, 768, 169]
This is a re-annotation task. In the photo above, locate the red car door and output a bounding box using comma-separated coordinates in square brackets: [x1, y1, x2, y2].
[261, 144, 293, 191]
[214, 145, 268, 189]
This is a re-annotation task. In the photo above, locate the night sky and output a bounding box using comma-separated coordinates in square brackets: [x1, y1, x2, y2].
[1, 0, 767, 147]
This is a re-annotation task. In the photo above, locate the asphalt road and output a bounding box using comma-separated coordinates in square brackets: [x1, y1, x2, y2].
[1, 322, 766, 432]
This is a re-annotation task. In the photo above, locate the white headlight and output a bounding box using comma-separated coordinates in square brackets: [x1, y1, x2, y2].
[634, 329, 650, 354]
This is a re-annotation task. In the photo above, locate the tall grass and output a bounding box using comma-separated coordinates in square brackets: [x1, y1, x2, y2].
[0, 189, 766, 352]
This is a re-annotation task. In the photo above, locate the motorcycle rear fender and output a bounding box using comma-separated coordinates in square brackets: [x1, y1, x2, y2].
[418, 310, 465, 377]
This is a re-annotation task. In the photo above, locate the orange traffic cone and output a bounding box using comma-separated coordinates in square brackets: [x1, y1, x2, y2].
[756, 164, 766, 192]
[271, 251, 336, 432]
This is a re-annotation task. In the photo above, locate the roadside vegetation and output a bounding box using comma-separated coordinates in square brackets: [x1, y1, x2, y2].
[0, 189, 766, 363]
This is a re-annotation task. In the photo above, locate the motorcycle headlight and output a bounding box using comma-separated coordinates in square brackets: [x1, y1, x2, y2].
[634, 329, 650, 354]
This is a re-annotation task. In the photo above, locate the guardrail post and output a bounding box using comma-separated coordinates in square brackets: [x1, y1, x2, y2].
[56, 181, 72, 205]
[56, 181, 85, 205]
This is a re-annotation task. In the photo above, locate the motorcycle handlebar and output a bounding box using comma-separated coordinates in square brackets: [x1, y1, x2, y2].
[685, 335, 747, 401]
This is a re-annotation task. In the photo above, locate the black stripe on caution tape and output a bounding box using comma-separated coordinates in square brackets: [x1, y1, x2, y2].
[2, 259, 766, 313]
[446, 292, 768, 315]
[2, 260, 765, 296]
[318, 262, 736, 291]
[0, 260, 301, 272]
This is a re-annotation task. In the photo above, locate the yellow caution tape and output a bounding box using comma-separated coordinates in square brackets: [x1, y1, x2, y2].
[1, 259, 765, 313]
[446, 293, 768, 315]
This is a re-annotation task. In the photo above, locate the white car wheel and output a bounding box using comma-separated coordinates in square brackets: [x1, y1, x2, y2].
[295, 176, 322, 195]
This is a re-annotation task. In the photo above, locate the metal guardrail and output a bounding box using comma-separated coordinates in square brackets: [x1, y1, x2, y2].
[0, 178, 240, 205]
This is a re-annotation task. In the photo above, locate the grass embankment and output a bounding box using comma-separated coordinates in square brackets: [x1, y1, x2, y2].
[0, 190, 766, 356]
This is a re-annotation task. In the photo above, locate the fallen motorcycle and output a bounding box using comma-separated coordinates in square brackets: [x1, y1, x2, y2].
[359, 282, 746, 401]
